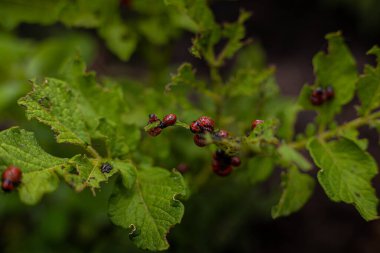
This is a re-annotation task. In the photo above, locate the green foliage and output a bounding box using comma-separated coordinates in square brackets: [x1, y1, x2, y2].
[307, 138, 379, 221]
[1, 55, 187, 250]
[19, 78, 93, 145]
[109, 166, 187, 251]
[272, 167, 315, 219]
[357, 46, 380, 115]
[165, 0, 216, 32]
[245, 155, 274, 184]
[0, 127, 66, 204]
[299, 32, 358, 124]
[0, 0, 192, 60]
[277, 145, 312, 171]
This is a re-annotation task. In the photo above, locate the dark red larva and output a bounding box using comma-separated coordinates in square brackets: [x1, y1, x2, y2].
[197, 116, 215, 133]
[251, 119, 264, 130]
[211, 150, 235, 176]
[215, 129, 229, 138]
[148, 114, 159, 124]
[190, 121, 202, 134]
[212, 162, 233, 177]
[1, 179, 14, 192]
[2, 165, 22, 192]
[160, 113, 177, 128]
[231, 156, 241, 167]
[310, 87, 324, 106]
[193, 134, 207, 147]
[324, 86, 335, 101]
[148, 127, 162, 137]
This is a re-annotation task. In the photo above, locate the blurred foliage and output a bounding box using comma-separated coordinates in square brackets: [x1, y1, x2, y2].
[0, 0, 196, 60]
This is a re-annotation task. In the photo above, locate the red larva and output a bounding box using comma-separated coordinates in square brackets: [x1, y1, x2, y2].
[310, 87, 324, 106]
[190, 121, 202, 134]
[212, 163, 233, 177]
[2, 180, 14, 192]
[193, 134, 207, 147]
[231, 156, 241, 167]
[310, 86, 335, 106]
[2, 165, 22, 192]
[147, 127, 162, 137]
[215, 129, 229, 138]
[324, 86, 335, 101]
[251, 119, 264, 130]
[197, 116, 215, 132]
[161, 113, 177, 128]
[148, 114, 159, 124]
[211, 150, 241, 176]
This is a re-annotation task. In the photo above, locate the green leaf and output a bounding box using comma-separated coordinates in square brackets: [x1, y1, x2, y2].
[225, 67, 276, 97]
[60, 56, 126, 124]
[339, 128, 368, 150]
[18, 78, 92, 146]
[246, 155, 274, 184]
[221, 10, 251, 59]
[96, 119, 141, 158]
[98, 19, 138, 61]
[307, 137, 379, 221]
[299, 32, 358, 123]
[108, 166, 188, 251]
[59, 0, 110, 28]
[0, 127, 67, 204]
[270, 98, 299, 141]
[165, 63, 204, 91]
[165, 0, 216, 31]
[19, 60, 127, 152]
[245, 119, 279, 153]
[166, 0, 219, 61]
[66, 155, 119, 192]
[19, 170, 60, 205]
[0, 0, 66, 29]
[278, 145, 312, 171]
[232, 43, 267, 72]
[272, 167, 315, 219]
[112, 160, 137, 189]
[357, 45, 380, 115]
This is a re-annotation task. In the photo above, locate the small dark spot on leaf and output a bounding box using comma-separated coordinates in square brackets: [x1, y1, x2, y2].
[101, 163, 113, 173]
[38, 97, 51, 108]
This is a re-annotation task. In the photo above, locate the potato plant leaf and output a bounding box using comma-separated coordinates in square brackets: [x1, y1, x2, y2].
[0, 127, 67, 204]
[307, 137, 379, 221]
[272, 166, 315, 219]
[108, 166, 188, 251]
[221, 10, 251, 59]
[278, 145, 312, 171]
[357, 46, 380, 116]
[245, 155, 274, 184]
[18, 78, 92, 146]
[299, 32, 358, 124]
[164, 0, 216, 32]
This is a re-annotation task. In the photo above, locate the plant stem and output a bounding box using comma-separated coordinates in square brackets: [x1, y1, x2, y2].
[289, 110, 380, 150]
[86, 145, 101, 159]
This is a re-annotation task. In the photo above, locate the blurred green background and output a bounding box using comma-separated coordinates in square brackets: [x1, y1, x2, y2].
[1, 0, 380, 252]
